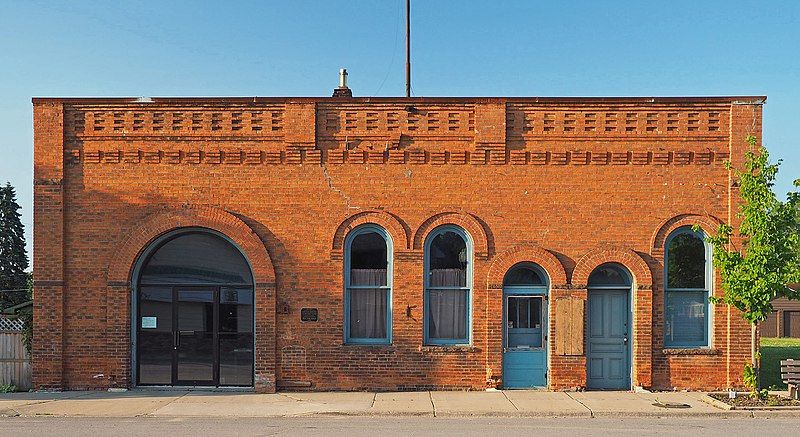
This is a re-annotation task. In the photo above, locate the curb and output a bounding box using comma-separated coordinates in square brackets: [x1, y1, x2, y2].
[701, 394, 800, 411]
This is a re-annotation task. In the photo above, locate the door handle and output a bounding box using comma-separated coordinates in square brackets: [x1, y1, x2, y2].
[623, 336, 629, 344]
[174, 331, 179, 350]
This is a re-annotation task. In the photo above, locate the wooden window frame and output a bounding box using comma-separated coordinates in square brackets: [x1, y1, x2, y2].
[664, 227, 713, 349]
[423, 225, 473, 346]
[343, 224, 393, 345]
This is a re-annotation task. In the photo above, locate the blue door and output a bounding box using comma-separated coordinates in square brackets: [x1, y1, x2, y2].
[503, 294, 547, 388]
[587, 289, 630, 389]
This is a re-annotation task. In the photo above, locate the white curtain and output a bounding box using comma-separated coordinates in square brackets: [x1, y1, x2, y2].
[349, 288, 387, 338]
[350, 269, 387, 286]
[428, 289, 467, 339]
[349, 268, 388, 338]
[429, 268, 466, 287]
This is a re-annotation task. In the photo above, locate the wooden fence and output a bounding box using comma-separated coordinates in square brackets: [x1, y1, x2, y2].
[0, 316, 31, 390]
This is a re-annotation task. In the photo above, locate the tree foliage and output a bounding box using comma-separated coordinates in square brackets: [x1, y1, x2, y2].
[0, 182, 30, 311]
[701, 136, 800, 323]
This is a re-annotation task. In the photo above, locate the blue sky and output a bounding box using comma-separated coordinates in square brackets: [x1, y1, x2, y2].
[1, 0, 798, 256]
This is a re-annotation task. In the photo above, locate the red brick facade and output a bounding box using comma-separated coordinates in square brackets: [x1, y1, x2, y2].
[32, 96, 763, 392]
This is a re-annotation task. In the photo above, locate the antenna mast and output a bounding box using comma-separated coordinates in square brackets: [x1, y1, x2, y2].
[405, 0, 411, 97]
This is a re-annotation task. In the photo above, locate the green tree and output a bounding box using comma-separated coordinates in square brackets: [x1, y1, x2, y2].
[701, 136, 800, 397]
[0, 182, 30, 311]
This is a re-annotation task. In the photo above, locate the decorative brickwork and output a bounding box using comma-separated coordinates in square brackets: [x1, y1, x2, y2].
[33, 96, 763, 392]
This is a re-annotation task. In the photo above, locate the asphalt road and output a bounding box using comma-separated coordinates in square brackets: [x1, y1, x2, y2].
[3, 416, 800, 436]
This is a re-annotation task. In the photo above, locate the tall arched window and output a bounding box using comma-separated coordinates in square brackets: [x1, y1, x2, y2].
[424, 226, 472, 345]
[136, 230, 254, 387]
[344, 225, 392, 344]
[664, 227, 711, 348]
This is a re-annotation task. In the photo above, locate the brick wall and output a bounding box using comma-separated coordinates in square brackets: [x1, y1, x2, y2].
[32, 96, 763, 392]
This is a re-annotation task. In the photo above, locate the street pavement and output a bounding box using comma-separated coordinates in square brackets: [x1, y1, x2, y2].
[3, 415, 800, 437]
[1, 389, 797, 418]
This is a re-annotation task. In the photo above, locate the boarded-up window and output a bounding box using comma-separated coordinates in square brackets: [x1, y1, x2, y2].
[555, 297, 584, 355]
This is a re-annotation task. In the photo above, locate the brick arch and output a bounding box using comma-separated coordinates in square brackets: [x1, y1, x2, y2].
[487, 243, 568, 290]
[572, 246, 653, 290]
[331, 210, 410, 251]
[650, 213, 724, 254]
[412, 212, 490, 257]
[107, 205, 275, 285]
[105, 205, 278, 392]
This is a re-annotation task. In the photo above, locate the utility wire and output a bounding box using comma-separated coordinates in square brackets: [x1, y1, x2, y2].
[373, 0, 403, 96]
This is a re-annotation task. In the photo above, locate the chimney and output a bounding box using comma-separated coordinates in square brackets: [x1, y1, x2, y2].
[332, 68, 353, 97]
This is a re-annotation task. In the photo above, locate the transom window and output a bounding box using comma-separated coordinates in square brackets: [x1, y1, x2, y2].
[503, 263, 546, 286]
[344, 225, 392, 344]
[588, 263, 632, 287]
[424, 226, 472, 345]
[664, 227, 711, 348]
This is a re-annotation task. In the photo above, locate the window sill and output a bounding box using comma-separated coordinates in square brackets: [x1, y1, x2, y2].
[662, 348, 720, 356]
[342, 343, 394, 349]
[421, 345, 479, 353]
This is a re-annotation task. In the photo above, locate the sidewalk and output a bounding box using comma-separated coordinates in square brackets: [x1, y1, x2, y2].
[0, 390, 794, 418]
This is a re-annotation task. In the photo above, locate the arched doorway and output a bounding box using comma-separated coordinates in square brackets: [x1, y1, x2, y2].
[586, 263, 632, 390]
[502, 262, 549, 388]
[134, 229, 255, 387]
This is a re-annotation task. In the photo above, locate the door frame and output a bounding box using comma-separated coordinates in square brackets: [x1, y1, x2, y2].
[586, 285, 633, 390]
[131, 228, 256, 388]
[502, 284, 549, 388]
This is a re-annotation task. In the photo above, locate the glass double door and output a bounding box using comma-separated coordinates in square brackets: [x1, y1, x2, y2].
[137, 286, 254, 387]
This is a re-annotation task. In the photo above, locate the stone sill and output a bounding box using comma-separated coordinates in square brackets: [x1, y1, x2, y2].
[662, 348, 720, 356]
[420, 345, 480, 353]
[341, 343, 396, 350]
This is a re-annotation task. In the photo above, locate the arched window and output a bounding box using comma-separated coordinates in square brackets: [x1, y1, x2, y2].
[136, 230, 254, 387]
[344, 225, 392, 344]
[139, 232, 253, 285]
[588, 263, 631, 288]
[664, 227, 711, 348]
[424, 226, 472, 345]
[503, 263, 546, 287]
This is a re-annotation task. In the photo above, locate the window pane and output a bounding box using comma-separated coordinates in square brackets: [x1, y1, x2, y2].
[504, 265, 544, 286]
[140, 233, 253, 285]
[667, 233, 706, 289]
[665, 291, 707, 346]
[219, 287, 253, 386]
[349, 288, 388, 339]
[138, 286, 173, 385]
[427, 289, 467, 340]
[349, 232, 388, 286]
[588, 264, 631, 287]
[429, 231, 467, 287]
[507, 297, 543, 348]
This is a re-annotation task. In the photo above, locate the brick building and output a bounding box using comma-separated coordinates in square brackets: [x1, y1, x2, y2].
[33, 94, 763, 392]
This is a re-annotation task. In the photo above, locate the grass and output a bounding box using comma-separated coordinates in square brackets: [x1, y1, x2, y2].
[760, 337, 800, 389]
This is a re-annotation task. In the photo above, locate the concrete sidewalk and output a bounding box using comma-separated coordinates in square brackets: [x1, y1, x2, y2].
[0, 390, 792, 418]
